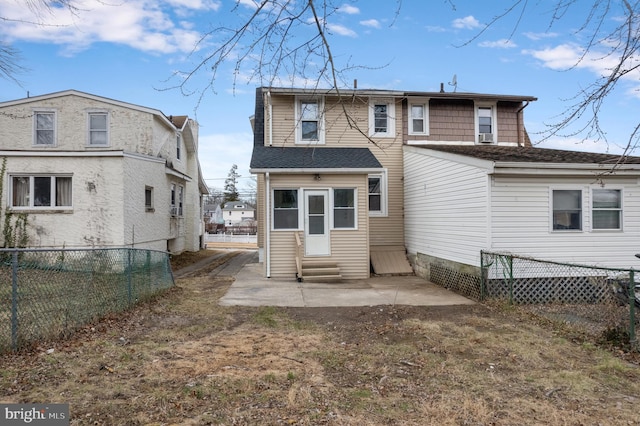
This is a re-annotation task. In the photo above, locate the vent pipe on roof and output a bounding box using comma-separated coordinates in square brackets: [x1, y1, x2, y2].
[354, 79, 358, 89]
[440, 83, 445, 93]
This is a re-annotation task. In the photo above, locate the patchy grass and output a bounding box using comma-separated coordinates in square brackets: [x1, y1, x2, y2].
[0, 250, 639, 424]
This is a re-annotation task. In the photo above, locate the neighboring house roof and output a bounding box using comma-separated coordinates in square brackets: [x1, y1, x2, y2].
[250, 146, 383, 172]
[418, 144, 640, 164]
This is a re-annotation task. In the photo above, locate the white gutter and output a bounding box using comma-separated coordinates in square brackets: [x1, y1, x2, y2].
[250, 167, 385, 174]
[265, 172, 271, 278]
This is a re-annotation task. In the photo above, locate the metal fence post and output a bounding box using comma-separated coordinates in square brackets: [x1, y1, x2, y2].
[11, 250, 18, 351]
[480, 250, 485, 301]
[630, 270, 636, 348]
[127, 248, 133, 305]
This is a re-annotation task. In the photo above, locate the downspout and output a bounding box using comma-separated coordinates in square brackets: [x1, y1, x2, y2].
[267, 90, 273, 146]
[516, 101, 530, 147]
[265, 172, 271, 278]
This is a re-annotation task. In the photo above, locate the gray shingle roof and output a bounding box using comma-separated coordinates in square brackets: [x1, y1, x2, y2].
[417, 144, 640, 165]
[250, 146, 383, 169]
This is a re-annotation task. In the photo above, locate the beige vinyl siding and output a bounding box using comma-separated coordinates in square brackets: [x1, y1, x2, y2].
[404, 146, 490, 267]
[491, 176, 640, 268]
[267, 173, 369, 279]
[265, 93, 405, 250]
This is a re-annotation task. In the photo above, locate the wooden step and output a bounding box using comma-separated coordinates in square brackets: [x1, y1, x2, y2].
[299, 262, 341, 283]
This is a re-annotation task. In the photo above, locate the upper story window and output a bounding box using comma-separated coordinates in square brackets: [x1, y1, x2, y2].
[592, 189, 621, 230]
[11, 175, 72, 209]
[145, 186, 154, 212]
[369, 98, 396, 138]
[34, 111, 56, 146]
[296, 97, 324, 144]
[476, 103, 496, 144]
[552, 189, 582, 231]
[88, 112, 108, 146]
[176, 134, 182, 160]
[408, 99, 429, 135]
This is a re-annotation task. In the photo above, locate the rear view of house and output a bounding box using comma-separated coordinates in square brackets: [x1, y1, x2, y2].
[250, 87, 410, 280]
[0, 90, 209, 253]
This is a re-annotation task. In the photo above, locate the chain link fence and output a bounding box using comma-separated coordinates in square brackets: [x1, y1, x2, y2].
[0, 248, 174, 353]
[481, 251, 639, 349]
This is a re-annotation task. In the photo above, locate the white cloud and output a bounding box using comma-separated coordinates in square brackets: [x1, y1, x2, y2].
[0, 0, 208, 55]
[452, 15, 481, 30]
[478, 39, 517, 49]
[338, 4, 360, 15]
[326, 23, 357, 37]
[360, 19, 381, 29]
[523, 31, 559, 41]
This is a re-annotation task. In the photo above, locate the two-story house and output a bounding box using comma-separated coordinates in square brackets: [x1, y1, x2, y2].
[222, 202, 255, 227]
[250, 87, 412, 281]
[0, 90, 209, 253]
[251, 86, 640, 285]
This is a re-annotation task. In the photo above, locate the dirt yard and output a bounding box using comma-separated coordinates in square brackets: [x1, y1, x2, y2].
[1, 249, 640, 425]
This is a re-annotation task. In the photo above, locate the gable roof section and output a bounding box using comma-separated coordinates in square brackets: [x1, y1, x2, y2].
[250, 146, 382, 172]
[409, 144, 640, 176]
[0, 89, 178, 130]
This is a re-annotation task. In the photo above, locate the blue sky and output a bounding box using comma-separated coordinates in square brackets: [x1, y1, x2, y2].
[1, 0, 638, 195]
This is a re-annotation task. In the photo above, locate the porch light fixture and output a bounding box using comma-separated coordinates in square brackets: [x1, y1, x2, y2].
[314, 174, 321, 181]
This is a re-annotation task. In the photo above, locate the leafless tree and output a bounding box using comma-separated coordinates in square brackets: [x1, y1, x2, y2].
[171, 0, 640, 154]
[0, 0, 79, 85]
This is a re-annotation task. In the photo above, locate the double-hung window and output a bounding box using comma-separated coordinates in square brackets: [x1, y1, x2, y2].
[11, 175, 72, 209]
[369, 98, 396, 138]
[176, 134, 182, 160]
[333, 188, 356, 229]
[296, 97, 324, 144]
[592, 189, 621, 230]
[273, 189, 299, 229]
[88, 112, 108, 146]
[408, 99, 429, 135]
[145, 186, 154, 212]
[476, 103, 496, 143]
[552, 189, 582, 231]
[34, 111, 56, 146]
[368, 172, 387, 216]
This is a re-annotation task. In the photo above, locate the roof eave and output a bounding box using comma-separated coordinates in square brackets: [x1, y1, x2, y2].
[250, 167, 385, 174]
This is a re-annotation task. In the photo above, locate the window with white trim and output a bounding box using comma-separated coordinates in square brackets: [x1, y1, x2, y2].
[552, 189, 582, 231]
[88, 112, 108, 146]
[273, 189, 299, 229]
[295, 97, 324, 144]
[476, 103, 496, 143]
[34, 111, 56, 146]
[408, 99, 429, 135]
[176, 134, 182, 160]
[369, 98, 396, 138]
[11, 175, 72, 209]
[592, 189, 621, 230]
[368, 172, 387, 216]
[178, 185, 184, 216]
[333, 188, 356, 229]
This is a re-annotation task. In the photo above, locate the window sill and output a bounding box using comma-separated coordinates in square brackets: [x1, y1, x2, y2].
[9, 208, 72, 214]
[146, 208, 155, 213]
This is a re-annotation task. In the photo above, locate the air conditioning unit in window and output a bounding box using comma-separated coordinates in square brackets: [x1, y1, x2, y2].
[478, 133, 494, 143]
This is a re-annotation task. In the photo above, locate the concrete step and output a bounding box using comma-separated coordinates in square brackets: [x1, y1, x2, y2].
[302, 267, 341, 276]
[302, 274, 343, 283]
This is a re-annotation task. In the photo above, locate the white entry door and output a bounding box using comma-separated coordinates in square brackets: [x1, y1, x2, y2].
[304, 190, 330, 256]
